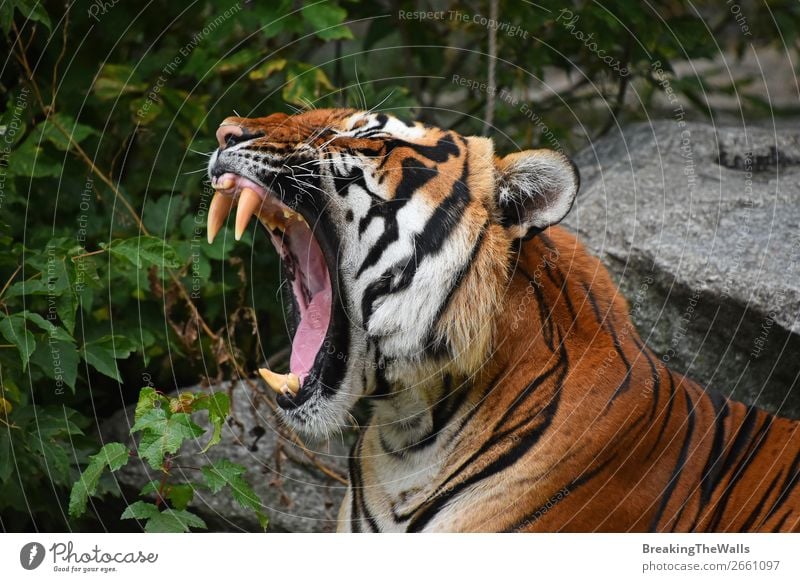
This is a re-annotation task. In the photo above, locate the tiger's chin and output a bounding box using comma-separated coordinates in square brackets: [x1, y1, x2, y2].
[205, 168, 362, 439]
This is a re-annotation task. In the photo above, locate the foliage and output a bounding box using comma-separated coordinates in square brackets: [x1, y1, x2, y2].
[69, 387, 267, 532]
[1, 0, 798, 530]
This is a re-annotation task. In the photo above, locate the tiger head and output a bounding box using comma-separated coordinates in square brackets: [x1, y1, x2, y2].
[207, 109, 578, 437]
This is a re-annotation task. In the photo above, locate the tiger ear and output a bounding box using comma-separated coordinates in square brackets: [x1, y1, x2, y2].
[495, 149, 579, 240]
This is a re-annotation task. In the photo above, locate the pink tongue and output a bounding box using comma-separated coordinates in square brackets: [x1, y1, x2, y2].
[290, 288, 332, 381]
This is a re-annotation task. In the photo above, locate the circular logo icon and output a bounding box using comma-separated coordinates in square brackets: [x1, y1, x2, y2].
[20, 542, 46, 570]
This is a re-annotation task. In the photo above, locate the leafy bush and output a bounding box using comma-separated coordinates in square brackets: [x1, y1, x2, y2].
[1, 0, 798, 531]
[69, 387, 267, 532]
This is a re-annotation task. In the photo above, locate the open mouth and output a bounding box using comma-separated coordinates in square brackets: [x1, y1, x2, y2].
[206, 172, 332, 405]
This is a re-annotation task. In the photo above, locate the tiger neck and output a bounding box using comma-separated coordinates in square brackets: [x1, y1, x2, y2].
[371, 373, 473, 455]
[369, 225, 662, 475]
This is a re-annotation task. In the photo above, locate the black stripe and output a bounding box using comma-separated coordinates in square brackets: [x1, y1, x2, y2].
[693, 404, 760, 522]
[332, 165, 370, 197]
[580, 281, 606, 328]
[389, 157, 471, 292]
[707, 414, 774, 531]
[697, 390, 731, 507]
[348, 437, 363, 533]
[407, 352, 567, 532]
[357, 157, 436, 270]
[355, 434, 379, 532]
[444, 369, 503, 444]
[505, 451, 619, 532]
[681, 386, 730, 530]
[422, 223, 487, 358]
[644, 371, 678, 462]
[407, 376, 470, 452]
[604, 316, 633, 406]
[433, 356, 566, 490]
[379, 375, 471, 458]
[517, 266, 557, 351]
[649, 388, 696, 532]
[739, 470, 785, 531]
[360, 157, 471, 325]
[367, 348, 392, 400]
[720, 405, 761, 472]
[760, 447, 800, 527]
[632, 335, 662, 423]
[542, 265, 578, 323]
[391, 373, 505, 524]
[771, 510, 794, 532]
[377, 133, 460, 172]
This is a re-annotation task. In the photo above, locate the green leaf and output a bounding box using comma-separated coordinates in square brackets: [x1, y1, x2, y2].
[130, 406, 167, 434]
[29, 339, 79, 391]
[193, 392, 230, 451]
[121, 500, 160, 521]
[135, 412, 204, 470]
[69, 442, 130, 517]
[2, 279, 49, 299]
[201, 459, 262, 513]
[81, 335, 136, 382]
[32, 113, 95, 152]
[14, 0, 51, 31]
[35, 407, 84, 438]
[0, 313, 36, 370]
[134, 387, 167, 422]
[248, 59, 287, 81]
[283, 63, 335, 108]
[92, 64, 147, 101]
[101, 236, 182, 269]
[8, 134, 63, 178]
[23, 311, 74, 342]
[31, 438, 71, 485]
[142, 196, 188, 236]
[302, 1, 353, 40]
[251, 0, 292, 38]
[214, 48, 262, 75]
[144, 508, 206, 532]
[0, 1, 13, 34]
[139, 480, 161, 496]
[167, 483, 194, 510]
[56, 290, 77, 336]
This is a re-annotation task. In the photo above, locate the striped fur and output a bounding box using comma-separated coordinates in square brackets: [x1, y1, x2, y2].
[209, 109, 800, 532]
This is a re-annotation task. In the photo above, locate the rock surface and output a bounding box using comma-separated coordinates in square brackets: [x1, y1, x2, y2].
[567, 121, 800, 418]
[101, 381, 350, 532]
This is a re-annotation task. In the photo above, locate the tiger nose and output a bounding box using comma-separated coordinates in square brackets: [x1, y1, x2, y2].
[216, 121, 244, 150]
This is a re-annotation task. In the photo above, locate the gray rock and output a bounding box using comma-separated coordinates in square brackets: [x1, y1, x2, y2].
[100, 380, 350, 532]
[567, 121, 800, 418]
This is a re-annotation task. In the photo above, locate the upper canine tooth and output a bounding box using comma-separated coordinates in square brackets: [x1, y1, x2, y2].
[215, 177, 234, 190]
[207, 193, 235, 244]
[235, 187, 262, 240]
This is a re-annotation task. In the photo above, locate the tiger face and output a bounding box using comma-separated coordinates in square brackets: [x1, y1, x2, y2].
[207, 109, 578, 437]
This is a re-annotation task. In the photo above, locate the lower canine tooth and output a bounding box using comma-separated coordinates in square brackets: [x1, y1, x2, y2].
[235, 187, 262, 240]
[207, 193, 234, 244]
[258, 368, 300, 396]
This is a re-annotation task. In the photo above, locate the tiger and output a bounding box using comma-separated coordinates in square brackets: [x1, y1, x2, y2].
[205, 108, 800, 532]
